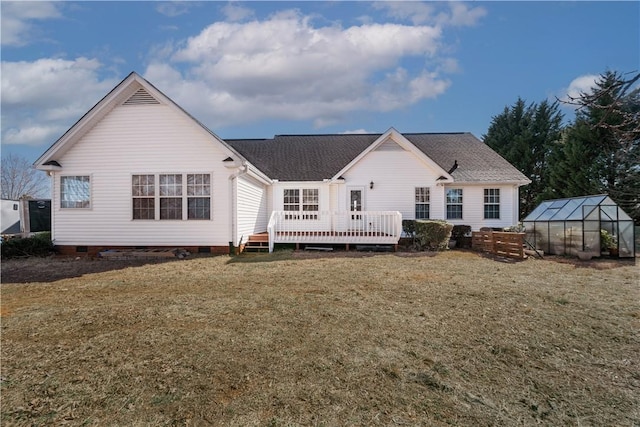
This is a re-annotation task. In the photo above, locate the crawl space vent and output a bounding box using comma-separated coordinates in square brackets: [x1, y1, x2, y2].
[123, 88, 161, 105]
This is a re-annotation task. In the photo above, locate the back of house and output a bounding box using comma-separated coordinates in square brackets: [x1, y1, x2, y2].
[34, 72, 530, 255]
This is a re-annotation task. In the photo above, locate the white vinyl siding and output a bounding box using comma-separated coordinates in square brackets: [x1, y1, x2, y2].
[443, 185, 518, 230]
[51, 101, 233, 246]
[340, 144, 443, 219]
[236, 175, 268, 244]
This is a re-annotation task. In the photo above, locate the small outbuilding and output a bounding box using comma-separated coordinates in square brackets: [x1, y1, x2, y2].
[523, 195, 635, 258]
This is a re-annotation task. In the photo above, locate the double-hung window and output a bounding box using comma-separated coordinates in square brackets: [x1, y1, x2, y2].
[132, 174, 155, 219]
[283, 189, 300, 219]
[484, 189, 500, 219]
[446, 188, 463, 219]
[187, 174, 211, 220]
[415, 187, 430, 219]
[160, 174, 183, 220]
[60, 175, 91, 209]
[283, 188, 319, 219]
[132, 173, 211, 220]
[302, 189, 319, 219]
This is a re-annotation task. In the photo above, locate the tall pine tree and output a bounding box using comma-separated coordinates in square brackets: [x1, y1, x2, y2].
[483, 98, 563, 218]
[550, 71, 640, 221]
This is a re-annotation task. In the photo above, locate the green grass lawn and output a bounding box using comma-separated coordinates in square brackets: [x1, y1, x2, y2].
[1, 251, 638, 426]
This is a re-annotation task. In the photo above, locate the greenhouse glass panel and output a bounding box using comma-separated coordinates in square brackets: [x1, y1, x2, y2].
[601, 205, 618, 221]
[535, 222, 550, 254]
[618, 221, 635, 258]
[585, 195, 606, 205]
[551, 199, 568, 209]
[565, 222, 583, 255]
[537, 208, 560, 221]
[524, 204, 549, 221]
[584, 205, 599, 221]
[549, 222, 565, 255]
[553, 199, 582, 220]
[618, 207, 632, 221]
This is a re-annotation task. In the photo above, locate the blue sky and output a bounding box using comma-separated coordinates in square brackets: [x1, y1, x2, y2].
[1, 1, 638, 164]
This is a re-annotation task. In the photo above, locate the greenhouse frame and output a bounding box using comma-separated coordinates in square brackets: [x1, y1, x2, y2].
[523, 195, 635, 258]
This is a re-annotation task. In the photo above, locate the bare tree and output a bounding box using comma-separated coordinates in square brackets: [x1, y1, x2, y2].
[1, 153, 49, 200]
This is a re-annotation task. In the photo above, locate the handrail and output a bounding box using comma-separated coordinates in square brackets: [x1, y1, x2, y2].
[267, 211, 402, 252]
[267, 211, 277, 253]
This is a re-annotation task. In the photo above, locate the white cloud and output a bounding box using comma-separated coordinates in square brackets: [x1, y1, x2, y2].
[1, 58, 118, 145]
[563, 74, 599, 103]
[0, 1, 63, 46]
[342, 129, 371, 134]
[221, 2, 255, 22]
[374, 1, 486, 27]
[156, 2, 192, 18]
[146, 9, 452, 128]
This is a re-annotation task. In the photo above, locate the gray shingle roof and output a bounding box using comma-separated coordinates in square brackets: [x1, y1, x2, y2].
[227, 132, 530, 183]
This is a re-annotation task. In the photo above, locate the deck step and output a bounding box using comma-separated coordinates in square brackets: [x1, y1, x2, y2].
[244, 234, 270, 252]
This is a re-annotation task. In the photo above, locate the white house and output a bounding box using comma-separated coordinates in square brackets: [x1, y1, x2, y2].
[34, 72, 530, 255]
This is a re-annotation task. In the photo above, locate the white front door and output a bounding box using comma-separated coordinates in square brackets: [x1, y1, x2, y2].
[348, 186, 365, 229]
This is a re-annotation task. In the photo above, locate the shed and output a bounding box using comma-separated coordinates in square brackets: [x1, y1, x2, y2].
[523, 195, 635, 258]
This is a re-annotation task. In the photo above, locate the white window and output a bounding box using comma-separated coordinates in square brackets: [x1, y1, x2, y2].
[60, 176, 91, 209]
[302, 189, 319, 219]
[132, 173, 211, 220]
[283, 188, 319, 219]
[415, 187, 430, 219]
[187, 174, 211, 220]
[132, 174, 155, 219]
[446, 188, 463, 219]
[484, 189, 500, 219]
[160, 174, 183, 220]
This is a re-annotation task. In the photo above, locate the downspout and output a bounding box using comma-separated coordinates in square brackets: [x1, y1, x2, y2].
[47, 171, 55, 244]
[228, 163, 249, 252]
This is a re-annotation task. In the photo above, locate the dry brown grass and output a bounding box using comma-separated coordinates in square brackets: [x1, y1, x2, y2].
[1, 251, 638, 426]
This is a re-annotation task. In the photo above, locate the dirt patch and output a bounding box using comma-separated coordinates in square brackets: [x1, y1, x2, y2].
[1, 256, 180, 284]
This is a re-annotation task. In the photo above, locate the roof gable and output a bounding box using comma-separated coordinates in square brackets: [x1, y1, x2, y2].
[35, 72, 244, 170]
[330, 128, 452, 182]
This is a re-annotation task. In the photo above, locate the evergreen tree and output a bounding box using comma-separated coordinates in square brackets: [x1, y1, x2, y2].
[483, 98, 563, 218]
[552, 71, 640, 221]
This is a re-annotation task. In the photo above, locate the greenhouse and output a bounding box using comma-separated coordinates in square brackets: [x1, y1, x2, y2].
[523, 195, 635, 259]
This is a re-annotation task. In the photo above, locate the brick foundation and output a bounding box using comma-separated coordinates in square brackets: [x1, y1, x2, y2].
[55, 245, 230, 258]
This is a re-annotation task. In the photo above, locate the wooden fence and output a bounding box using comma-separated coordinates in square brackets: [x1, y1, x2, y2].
[472, 231, 525, 260]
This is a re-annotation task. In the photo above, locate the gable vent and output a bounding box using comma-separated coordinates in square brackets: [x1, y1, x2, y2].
[123, 88, 160, 105]
[375, 139, 406, 152]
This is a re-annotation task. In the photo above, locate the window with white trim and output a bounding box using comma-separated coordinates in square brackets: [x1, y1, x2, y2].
[415, 187, 430, 219]
[60, 175, 91, 208]
[132, 173, 211, 220]
[187, 174, 211, 220]
[283, 188, 319, 219]
[446, 188, 463, 219]
[160, 174, 182, 220]
[132, 174, 155, 219]
[484, 188, 500, 219]
[302, 189, 319, 219]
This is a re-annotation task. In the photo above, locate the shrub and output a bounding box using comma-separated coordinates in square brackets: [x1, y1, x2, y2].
[402, 220, 416, 237]
[414, 220, 453, 251]
[451, 225, 472, 249]
[1, 232, 54, 259]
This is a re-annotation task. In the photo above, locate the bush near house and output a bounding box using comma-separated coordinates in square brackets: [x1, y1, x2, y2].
[1, 232, 54, 259]
[451, 225, 472, 248]
[414, 220, 454, 251]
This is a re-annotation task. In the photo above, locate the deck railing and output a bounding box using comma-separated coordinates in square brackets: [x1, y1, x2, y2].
[267, 211, 403, 252]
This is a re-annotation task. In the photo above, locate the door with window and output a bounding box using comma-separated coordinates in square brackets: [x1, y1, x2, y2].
[348, 187, 364, 229]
